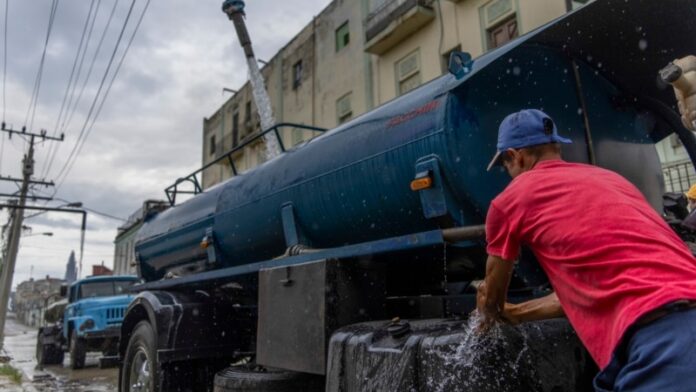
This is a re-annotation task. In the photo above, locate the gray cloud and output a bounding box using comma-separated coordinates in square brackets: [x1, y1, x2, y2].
[4, 0, 332, 288]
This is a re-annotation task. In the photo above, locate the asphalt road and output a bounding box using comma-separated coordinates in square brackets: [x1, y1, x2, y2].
[3, 313, 118, 391]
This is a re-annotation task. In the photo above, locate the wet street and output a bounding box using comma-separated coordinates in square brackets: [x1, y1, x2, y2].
[2, 314, 118, 391]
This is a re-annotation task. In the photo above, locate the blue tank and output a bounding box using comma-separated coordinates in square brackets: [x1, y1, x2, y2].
[135, 0, 695, 282]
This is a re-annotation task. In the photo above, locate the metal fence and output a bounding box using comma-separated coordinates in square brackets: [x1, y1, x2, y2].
[663, 161, 696, 194]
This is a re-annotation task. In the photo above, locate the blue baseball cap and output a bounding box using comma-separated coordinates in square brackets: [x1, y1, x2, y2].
[486, 109, 572, 171]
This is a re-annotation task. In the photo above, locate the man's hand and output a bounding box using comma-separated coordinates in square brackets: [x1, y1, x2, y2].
[476, 255, 515, 332]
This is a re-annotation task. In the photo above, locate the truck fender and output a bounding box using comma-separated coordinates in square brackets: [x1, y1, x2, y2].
[119, 289, 255, 364]
[119, 290, 179, 361]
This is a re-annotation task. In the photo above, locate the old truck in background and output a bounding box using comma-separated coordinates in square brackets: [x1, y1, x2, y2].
[117, 1, 696, 391]
[36, 275, 138, 369]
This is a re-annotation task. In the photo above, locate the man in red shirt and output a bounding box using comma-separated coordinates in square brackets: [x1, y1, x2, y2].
[478, 109, 696, 391]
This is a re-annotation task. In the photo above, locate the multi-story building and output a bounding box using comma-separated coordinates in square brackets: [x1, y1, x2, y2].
[14, 276, 64, 327]
[201, 0, 599, 189]
[201, 0, 596, 189]
[113, 200, 169, 275]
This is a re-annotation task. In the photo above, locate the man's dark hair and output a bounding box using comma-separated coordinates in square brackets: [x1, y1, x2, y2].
[524, 142, 561, 158]
[501, 143, 561, 163]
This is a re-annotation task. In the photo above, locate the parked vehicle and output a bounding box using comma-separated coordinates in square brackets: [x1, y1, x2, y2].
[118, 1, 696, 391]
[36, 275, 139, 369]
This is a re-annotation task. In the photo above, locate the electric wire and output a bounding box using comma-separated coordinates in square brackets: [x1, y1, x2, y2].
[59, 0, 120, 137]
[43, 0, 120, 184]
[40, 0, 98, 179]
[44, 0, 119, 182]
[58, 0, 151, 188]
[24, 193, 126, 222]
[24, 0, 59, 133]
[53, 0, 148, 189]
[52, 0, 136, 184]
[2, 0, 7, 124]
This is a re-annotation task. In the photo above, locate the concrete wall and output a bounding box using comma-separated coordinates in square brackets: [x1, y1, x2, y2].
[200, 0, 587, 190]
[113, 223, 141, 275]
[372, 0, 568, 104]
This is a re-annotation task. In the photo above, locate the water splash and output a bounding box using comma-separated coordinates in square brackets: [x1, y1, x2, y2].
[424, 311, 535, 392]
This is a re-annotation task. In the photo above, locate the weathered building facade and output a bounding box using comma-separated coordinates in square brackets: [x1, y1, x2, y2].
[14, 277, 64, 327]
[113, 200, 169, 275]
[202, 0, 590, 189]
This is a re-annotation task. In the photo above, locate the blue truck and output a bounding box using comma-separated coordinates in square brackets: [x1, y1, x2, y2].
[36, 275, 139, 369]
[117, 1, 696, 391]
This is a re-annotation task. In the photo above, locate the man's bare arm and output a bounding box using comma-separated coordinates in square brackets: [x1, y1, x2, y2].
[502, 292, 565, 324]
[477, 255, 515, 326]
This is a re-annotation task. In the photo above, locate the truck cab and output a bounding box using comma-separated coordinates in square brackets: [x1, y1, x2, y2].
[37, 275, 139, 369]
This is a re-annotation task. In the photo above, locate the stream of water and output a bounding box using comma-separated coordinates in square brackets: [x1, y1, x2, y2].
[246, 57, 281, 160]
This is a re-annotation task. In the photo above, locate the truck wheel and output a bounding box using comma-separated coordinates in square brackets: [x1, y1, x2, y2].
[69, 330, 86, 369]
[121, 321, 158, 392]
[36, 334, 64, 366]
[36, 333, 47, 365]
[213, 366, 324, 392]
[53, 350, 65, 365]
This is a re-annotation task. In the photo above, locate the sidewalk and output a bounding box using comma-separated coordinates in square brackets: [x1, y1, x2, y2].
[2, 312, 119, 391]
[1, 313, 45, 391]
[0, 313, 43, 392]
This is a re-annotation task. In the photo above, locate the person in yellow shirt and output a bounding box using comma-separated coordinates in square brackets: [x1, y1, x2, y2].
[686, 184, 696, 212]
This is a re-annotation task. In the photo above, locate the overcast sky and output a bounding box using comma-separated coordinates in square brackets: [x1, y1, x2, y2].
[1, 0, 332, 288]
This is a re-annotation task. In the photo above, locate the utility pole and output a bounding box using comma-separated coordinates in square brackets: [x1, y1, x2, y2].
[0, 126, 63, 350]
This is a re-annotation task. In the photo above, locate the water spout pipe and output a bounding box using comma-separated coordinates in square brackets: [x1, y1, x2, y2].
[442, 225, 486, 243]
[222, 0, 280, 159]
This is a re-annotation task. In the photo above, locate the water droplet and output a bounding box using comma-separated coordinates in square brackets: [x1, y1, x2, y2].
[638, 39, 648, 51]
[512, 66, 521, 76]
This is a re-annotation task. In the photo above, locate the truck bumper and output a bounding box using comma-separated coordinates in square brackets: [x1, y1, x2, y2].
[82, 325, 120, 340]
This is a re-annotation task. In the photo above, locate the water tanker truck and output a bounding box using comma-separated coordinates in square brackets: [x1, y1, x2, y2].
[118, 1, 696, 391]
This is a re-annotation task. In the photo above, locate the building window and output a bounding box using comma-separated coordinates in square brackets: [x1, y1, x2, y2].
[232, 112, 239, 146]
[396, 49, 421, 95]
[209, 135, 216, 156]
[293, 60, 303, 89]
[336, 21, 350, 52]
[487, 16, 518, 49]
[336, 92, 353, 124]
[565, 0, 590, 11]
[245, 101, 252, 131]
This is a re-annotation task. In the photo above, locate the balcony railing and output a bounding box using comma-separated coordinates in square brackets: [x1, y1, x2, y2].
[663, 161, 696, 194]
[365, 0, 434, 43]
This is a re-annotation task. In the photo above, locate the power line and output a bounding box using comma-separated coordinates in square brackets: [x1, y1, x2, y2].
[44, 1, 119, 181]
[25, 193, 126, 222]
[57, 0, 151, 189]
[24, 0, 59, 132]
[2, 0, 8, 124]
[52, 0, 140, 186]
[40, 0, 98, 179]
[43, 0, 120, 183]
[58, 0, 119, 139]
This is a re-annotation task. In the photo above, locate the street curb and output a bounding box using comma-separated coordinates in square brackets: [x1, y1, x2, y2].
[2, 348, 46, 392]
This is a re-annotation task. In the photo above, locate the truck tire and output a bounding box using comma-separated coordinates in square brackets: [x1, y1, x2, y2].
[213, 366, 324, 392]
[69, 330, 86, 369]
[36, 333, 64, 366]
[120, 321, 158, 392]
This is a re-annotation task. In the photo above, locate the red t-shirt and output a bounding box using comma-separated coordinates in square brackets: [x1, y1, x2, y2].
[486, 159, 696, 369]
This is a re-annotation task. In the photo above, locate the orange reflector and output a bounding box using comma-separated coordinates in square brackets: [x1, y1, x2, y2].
[410, 177, 433, 191]
[200, 239, 210, 249]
